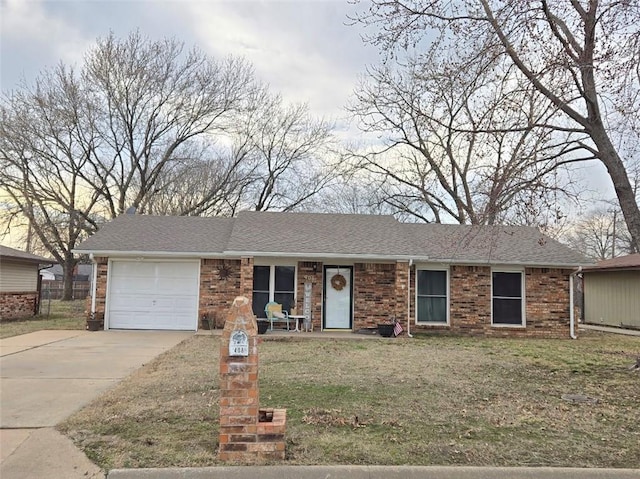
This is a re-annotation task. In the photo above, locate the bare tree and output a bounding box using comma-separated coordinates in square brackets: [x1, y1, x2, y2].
[143, 144, 253, 217]
[0, 67, 101, 298]
[351, 0, 640, 248]
[564, 208, 632, 260]
[236, 91, 337, 211]
[80, 32, 256, 217]
[348, 59, 576, 225]
[0, 32, 256, 299]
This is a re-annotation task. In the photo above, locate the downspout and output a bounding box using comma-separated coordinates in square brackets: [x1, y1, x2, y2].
[407, 259, 413, 338]
[569, 269, 578, 339]
[90, 254, 98, 317]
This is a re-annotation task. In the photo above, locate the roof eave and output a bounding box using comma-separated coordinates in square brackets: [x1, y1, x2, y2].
[1, 256, 55, 264]
[223, 251, 426, 261]
[581, 266, 640, 273]
[72, 249, 585, 268]
[72, 249, 226, 258]
[424, 258, 588, 269]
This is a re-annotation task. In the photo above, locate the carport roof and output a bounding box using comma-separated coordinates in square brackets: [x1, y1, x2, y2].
[74, 212, 588, 267]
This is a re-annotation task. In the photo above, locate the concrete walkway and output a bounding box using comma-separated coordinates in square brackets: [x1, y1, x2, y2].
[107, 465, 640, 479]
[0, 329, 191, 479]
[579, 324, 640, 336]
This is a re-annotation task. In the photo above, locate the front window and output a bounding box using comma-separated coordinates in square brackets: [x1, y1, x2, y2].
[492, 271, 524, 326]
[252, 265, 296, 317]
[252, 266, 270, 318]
[417, 269, 448, 323]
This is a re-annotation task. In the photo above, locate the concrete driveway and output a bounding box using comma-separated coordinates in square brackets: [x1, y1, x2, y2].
[0, 329, 191, 478]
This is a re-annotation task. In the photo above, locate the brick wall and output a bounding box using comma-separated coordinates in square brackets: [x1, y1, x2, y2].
[524, 268, 571, 338]
[410, 266, 572, 338]
[394, 261, 409, 325]
[199, 259, 242, 328]
[0, 292, 38, 320]
[93, 257, 108, 315]
[240, 257, 254, 298]
[353, 262, 396, 328]
[296, 262, 323, 331]
[85, 254, 572, 338]
[449, 265, 492, 335]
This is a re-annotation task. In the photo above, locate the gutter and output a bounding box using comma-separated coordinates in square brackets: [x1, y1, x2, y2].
[72, 249, 430, 263]
[90, 253, 98, 318]
[407, 259, 413, 338]
[569, 267, 580, 339]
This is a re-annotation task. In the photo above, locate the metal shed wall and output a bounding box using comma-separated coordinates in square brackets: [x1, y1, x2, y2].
[583, 270, 640, 328]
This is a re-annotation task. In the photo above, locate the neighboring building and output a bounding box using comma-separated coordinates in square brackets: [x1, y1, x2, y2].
[40, 264, 93, 300]
[0, 245, 54, 320]
[74, 212, 588, 337]
[582, 253, 640, 330]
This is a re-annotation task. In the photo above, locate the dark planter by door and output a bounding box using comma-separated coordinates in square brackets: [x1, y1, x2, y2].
[86, 319, 102, 331]
[257, 321, 269, 334]
[377, 323, 394, 337]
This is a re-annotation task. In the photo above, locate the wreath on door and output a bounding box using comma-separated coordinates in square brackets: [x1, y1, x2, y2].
[331, 273, 347, 291]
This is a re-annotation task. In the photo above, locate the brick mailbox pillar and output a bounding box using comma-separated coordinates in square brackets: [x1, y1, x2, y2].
[219, 296, 286, 462]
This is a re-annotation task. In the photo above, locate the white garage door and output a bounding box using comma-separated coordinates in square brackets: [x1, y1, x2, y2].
[107, 260, 199, 330]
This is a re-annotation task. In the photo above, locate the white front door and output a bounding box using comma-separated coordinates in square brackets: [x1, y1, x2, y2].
[324, 266, 352, 329]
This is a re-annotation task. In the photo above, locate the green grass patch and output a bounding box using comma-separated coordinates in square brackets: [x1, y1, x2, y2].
[0, 299, 86, 338]
[59, 331, 640, 469]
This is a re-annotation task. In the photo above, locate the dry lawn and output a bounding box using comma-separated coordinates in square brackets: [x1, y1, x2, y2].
[59, 331, 640, 470]
[0, 300, 86, 338]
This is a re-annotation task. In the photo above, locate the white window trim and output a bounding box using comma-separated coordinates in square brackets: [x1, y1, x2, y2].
[491, 267, 526, 328]
[415, 266, 450, 326]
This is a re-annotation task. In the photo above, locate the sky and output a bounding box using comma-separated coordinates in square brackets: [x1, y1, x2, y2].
[0, 0, 383, 136]
[0, 0, 617, 211]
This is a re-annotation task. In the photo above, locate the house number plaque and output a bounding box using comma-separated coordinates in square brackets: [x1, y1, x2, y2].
[229, 330, 249, 357]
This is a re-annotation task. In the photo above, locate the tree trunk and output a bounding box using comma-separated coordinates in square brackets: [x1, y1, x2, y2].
[591, 125, 640, 253]
[62, 255, 77, 301]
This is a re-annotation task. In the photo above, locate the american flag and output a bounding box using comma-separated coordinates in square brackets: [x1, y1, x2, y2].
[393, 320, 404, 337]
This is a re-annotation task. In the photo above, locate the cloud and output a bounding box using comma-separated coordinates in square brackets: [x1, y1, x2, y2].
[1, 0, 93, 87]
[180, 1, 377, 118]
[1, 0, 379, 120]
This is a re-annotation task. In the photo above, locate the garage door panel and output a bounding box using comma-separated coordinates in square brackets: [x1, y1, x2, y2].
[155, 278, 197, 294]
[107, 260, 199, 331]
[110, 279, 156, 294]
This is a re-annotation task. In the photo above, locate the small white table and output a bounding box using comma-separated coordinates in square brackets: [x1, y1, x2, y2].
[287, 315, 307, 332]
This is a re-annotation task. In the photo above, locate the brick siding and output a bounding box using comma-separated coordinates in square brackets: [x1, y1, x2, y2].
[240, 257, 254, 297]
[353, 262, 397, 328]
[524, 268, 571, 337]
[93, 257, 108, 315]
[295, 262, 323, 331]
[88, 255, 572, 337]
[410, 266, 571, 338]
[0, 292, 38, 320]
[199, 259, 242, 328]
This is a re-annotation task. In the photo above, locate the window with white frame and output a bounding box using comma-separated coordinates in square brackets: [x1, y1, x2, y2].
[492, 271, 524, 326]
[252, 265, 296, 317]
[416, 269, 448, 323]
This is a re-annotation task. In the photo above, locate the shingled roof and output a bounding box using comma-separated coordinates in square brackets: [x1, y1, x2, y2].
[581, 253, 640, 271]
[74, 212, 587, 267]
[75, 215, 234, 255]
[0, 245, 54, 264]
[226, 211, 420, 257]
